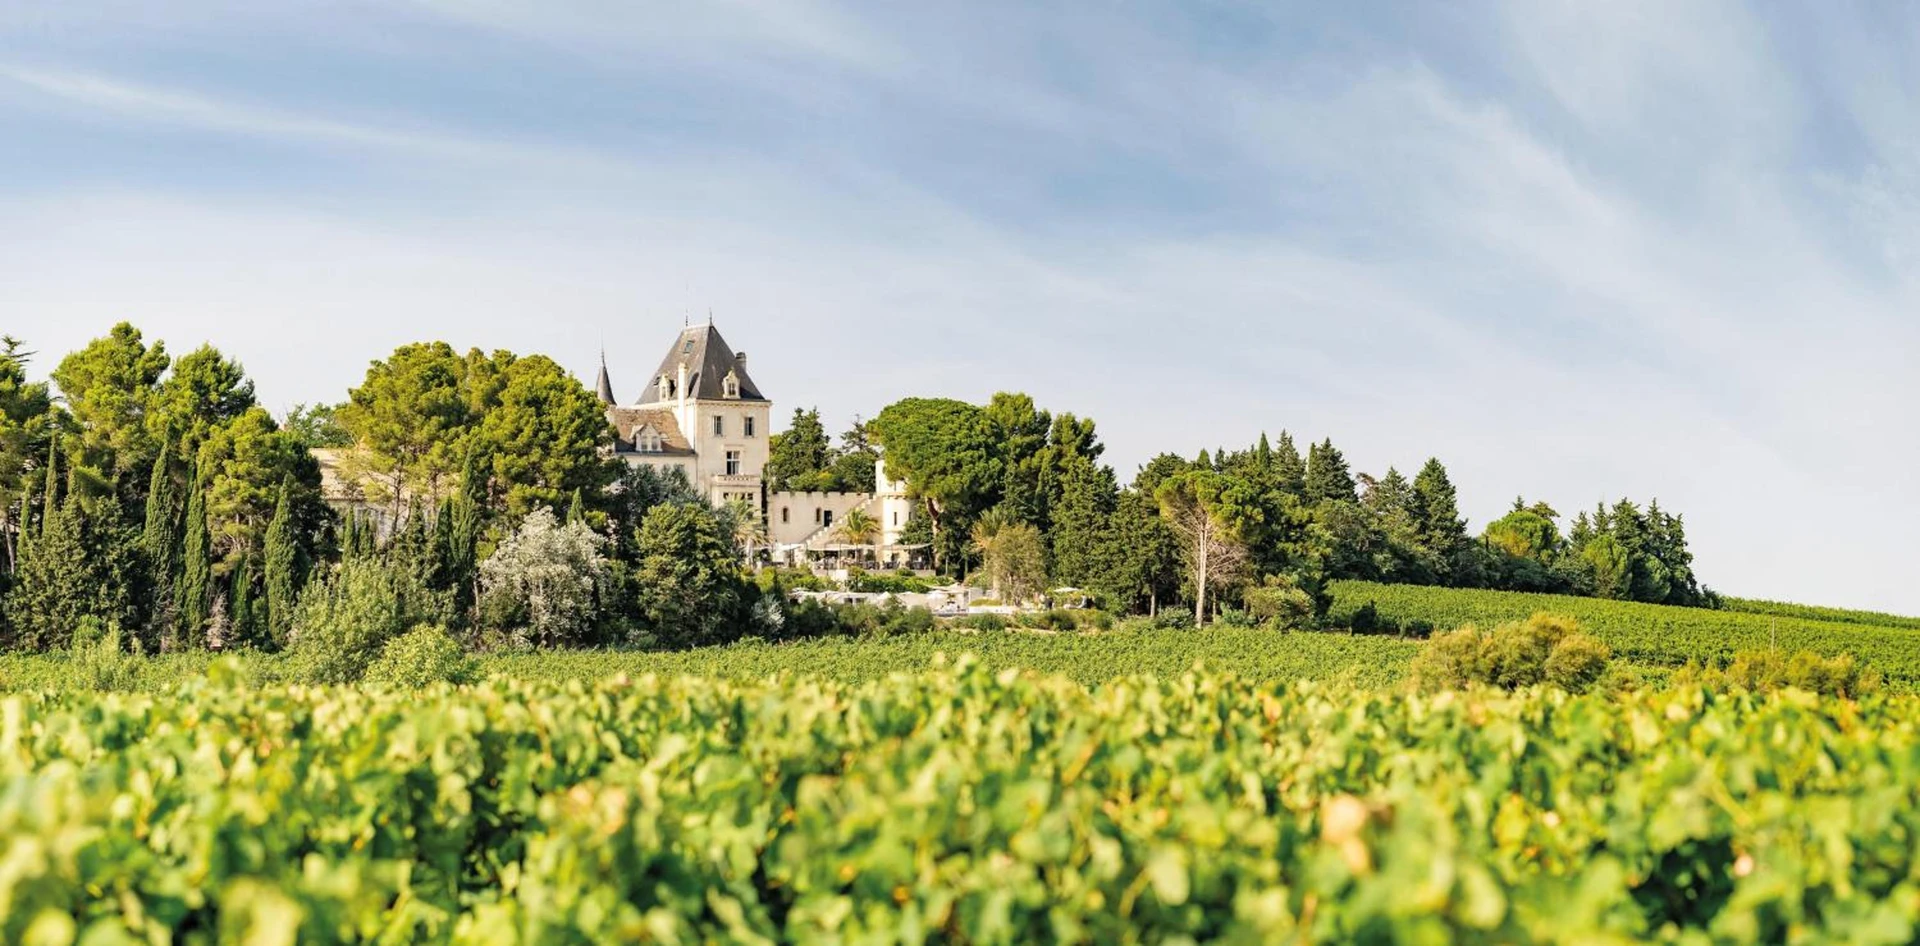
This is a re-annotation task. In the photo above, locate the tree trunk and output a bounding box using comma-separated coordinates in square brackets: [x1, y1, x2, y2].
[1193, 522, 1209, 627]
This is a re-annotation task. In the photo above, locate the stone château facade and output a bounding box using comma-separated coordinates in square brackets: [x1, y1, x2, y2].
[598, 322, 919, 567]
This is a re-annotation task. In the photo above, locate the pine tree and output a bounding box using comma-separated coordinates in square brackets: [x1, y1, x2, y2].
[141, 442, 178, 649]
[177, 460, 211, 649]
[264, 478, 299, 646]
[1272, 432, 1306, 495]
[1303, 439, 1356, 504]
[1412, 458, 1469, 581]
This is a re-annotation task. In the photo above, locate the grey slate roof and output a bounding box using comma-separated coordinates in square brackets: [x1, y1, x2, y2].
[635, 324, 766, 405]
[595, 356, 616, 406]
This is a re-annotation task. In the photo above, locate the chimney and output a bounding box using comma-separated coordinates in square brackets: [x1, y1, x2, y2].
[736, 351, 747, 366]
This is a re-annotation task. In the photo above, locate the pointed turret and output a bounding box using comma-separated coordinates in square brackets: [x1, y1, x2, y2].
[595, 352, 616, 406]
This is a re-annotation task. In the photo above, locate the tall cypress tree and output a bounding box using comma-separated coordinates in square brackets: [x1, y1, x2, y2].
[177, 460, 211, 649]
[229, 556, 256, 648]
[142, 442, 178, 648]
[567, 488, 586, 526]
[446, 492, 480, 626]
[1047, 457, 1117, 589]
[4, 500, 87, 650]
[263, 477, 298, 646]
[37, 435, 59, 537]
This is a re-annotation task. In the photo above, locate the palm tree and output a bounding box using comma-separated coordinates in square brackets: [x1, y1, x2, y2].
[837, 508, 880, 549]
[722, 497, 768, 564]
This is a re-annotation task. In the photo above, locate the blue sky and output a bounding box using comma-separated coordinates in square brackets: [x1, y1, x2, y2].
[4, 2, 1917, 611]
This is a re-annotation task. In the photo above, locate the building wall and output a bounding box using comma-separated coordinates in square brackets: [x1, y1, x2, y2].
[680, 396, 772, 507]
[767, 491, 872, 546]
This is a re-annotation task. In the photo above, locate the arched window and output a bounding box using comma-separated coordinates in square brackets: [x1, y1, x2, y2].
[722, 370, 741, 399]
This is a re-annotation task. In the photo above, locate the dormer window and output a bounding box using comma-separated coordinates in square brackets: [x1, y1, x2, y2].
[722, 369, 741, 399]
[656, 375, 673, 400]
[634, 425, 664, 453]
[683, 339, 696, 354]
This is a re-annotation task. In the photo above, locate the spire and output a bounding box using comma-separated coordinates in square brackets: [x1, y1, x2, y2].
[594, 350, 616, 406]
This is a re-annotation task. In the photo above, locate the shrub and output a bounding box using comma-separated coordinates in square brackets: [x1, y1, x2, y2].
[845, 569, 933, 595]
[480, 508, 610, 648]
[821, 599, 937, 639]
[1247, 578, 1319, 631]
[756, 567, 829, 594]
[1675, 649, 1883, 699]
[1411, 612, 1612, 694]
[70, 618, 141, 692]
[1024, 609, 1078, 632]
[1543, 632, 1612, 692]
[1216, 608, 1259, 629]
[957, 613, 1011, 632]
[286, 559, 438, 685]
[363, 625, 478, 688]
[1151, 611, 1195, 631]
[1072, 609, 1116, 631]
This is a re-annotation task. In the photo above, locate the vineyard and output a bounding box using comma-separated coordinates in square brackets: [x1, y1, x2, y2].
[1721, 596, 1920, 631]
[0, 630, 1422, 694]
[485, 628, 1420, 688]
[4, 660, 1917, 943]
[1330, 581, 1920, 686]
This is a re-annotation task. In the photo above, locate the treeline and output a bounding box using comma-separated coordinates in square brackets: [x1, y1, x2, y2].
[1, 323, 1712, 656]
[773, 394, 1710, 624]
[0, 324, 808, 661]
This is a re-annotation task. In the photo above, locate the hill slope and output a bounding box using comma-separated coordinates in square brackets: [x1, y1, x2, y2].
[1330, 581, 1920, 684]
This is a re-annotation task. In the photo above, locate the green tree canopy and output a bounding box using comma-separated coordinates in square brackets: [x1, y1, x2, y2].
[197, 406, 323, 568]
[471, 354, 617, 518]
[766, 407, 833, 492]
[51, 322, 170, 497]
[147, 344, 256, 455]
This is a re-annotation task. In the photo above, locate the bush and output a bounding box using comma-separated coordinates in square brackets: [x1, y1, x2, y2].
[363, 625, 478, 688]
[756, 567, 830, 594]
[1023, 609, 1078, 632]
[824, 599, 937, 639]
[479, 508, 610, 648]
[1151, 611, 1195, 631]
[1410, 612, 1612, 694]
[1675, 649, 1883, 699]
[1246, 578, 1319, 631]
[286, 559, 441, 685]
[1072, 609, 1116, 631]
[957, 613, 1011, 632]
[1216, 608, 1259, 629]
[70, 618, 141, 692]
[845, 569, 933, 595]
